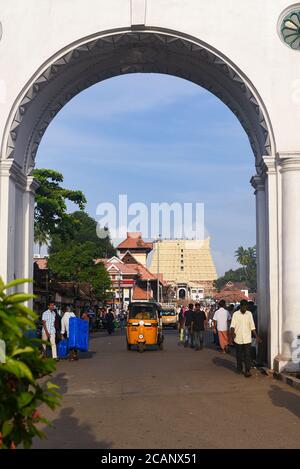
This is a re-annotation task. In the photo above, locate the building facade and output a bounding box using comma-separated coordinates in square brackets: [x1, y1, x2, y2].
[96, 252, 166, 307]
[149, 239, 217, 301]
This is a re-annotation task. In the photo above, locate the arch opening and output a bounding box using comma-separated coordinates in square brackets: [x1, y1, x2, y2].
[2, 29, 275, 175]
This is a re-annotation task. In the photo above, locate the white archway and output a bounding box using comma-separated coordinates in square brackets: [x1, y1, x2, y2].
[0, 1, 299, 374]
[2, 30, 274, 173]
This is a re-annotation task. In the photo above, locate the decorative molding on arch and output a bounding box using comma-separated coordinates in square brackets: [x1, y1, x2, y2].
[251, 174, 266, 193]
[0, 158, 27, 190]
[4, 30, 273, 174]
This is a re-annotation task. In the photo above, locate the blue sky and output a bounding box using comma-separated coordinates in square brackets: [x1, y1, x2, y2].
[36, 73, 255, 276]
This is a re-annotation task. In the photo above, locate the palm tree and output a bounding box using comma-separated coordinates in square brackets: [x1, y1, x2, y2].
[235, 246, 249, 267]
[235, 246, 257, 290]
[34, 225, 49, 256]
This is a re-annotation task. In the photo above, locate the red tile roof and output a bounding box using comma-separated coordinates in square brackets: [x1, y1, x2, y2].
[132, 285, 150, 300]
[107, 260, 158, 280]
[214, 290, 249, 302]
[107, 262, 138, 275]
[117, 232, 153, 251]
[96, 254, 164, 284]
[225, 281, 249, 290]
[94, 258, 109, 265]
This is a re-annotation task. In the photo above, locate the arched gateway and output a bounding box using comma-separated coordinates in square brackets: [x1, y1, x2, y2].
[0, 0, 300, 372]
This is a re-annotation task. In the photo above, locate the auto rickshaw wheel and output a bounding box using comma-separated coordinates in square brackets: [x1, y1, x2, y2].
[127, 342, 131, 351]
[138, 343, 145, 353]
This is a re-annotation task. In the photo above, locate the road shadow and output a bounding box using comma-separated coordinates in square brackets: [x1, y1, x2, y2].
[34, 407, 113, 449]
[78, 351, 97, 359]
[49, 372, 69, 394]
[55, 351, 97, 361]
[212, 356, 237, 373]
[268, 384, 300, 419]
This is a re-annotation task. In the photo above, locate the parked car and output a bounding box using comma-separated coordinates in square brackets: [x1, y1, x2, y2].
[161, 308, 178, 329]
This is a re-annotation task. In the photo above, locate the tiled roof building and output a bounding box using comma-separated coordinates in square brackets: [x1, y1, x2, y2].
[117, 232, 153, 267]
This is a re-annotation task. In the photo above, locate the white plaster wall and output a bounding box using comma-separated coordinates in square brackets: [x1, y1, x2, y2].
[0, 0, 299, 156]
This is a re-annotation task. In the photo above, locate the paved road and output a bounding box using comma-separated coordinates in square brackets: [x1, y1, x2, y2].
[34, 330, 300, 449]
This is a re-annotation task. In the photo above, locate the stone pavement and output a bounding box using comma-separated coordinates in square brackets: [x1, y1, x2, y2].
[33, 330, 300, 449]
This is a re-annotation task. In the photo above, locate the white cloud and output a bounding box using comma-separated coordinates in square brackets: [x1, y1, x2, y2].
[38, 123, 252, 173]
[60, 73, 203, 120]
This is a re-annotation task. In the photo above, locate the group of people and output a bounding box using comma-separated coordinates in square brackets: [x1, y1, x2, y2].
[42, 303, 73, 361]
[178, 303, 207, 351]
[41, 303, 94, 361]
[177, 299, 261, 377]
[41, 303, 129, 360]
[98, 307, 127, 334]
[41, 299, 261, 376]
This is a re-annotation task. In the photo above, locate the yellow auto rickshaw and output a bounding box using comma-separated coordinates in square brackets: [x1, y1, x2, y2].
[126, 301, 164, 353]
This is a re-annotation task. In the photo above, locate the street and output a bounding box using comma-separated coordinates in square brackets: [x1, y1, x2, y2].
[34, 330, 300, 449]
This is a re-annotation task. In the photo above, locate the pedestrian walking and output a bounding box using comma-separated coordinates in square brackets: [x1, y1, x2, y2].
[230, 299, 262, 377]
[119, 309, 126, 332]
[54, 307, 62, 344]
[178, 307, 185, 346]
[184, 303, 194, 348]
[106, 309, 115, 335]
[191, 303, 207, 350]
[61, 306, 78, 361]
[213, 300, 231, 354]
[42, 302, 58, 360]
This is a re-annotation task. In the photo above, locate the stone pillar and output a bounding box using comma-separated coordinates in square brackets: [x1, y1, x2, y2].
[22, 176, 39, 296]
[251, 174, 268, 364]
[0, 159, 26, 284]
[278, 154, 300, 371]
[263, 156, 280, 369]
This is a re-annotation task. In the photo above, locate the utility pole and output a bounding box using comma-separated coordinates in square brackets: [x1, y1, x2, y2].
[118, 273, 121, 310]
[157, 235, 161, 303]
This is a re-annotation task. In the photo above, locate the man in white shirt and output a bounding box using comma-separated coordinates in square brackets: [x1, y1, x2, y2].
[213, 300, 231, 353]
[61, 306, 77, 361]
[230, 299, 261, 377]
[42, 302, 58, 360]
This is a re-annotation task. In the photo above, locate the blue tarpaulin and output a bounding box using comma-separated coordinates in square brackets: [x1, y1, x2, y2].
[69, 317, 89, 352]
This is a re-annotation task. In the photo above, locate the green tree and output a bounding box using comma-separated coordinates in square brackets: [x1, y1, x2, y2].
[214, 268, 246, 291]
[48, 241, 111, 301]
[0, 278, 61, 449]
[215, 246, 257, 292]
[34, 224, 49, 256]
[33, 169, 86, 242]
[235, 246, 257, 292]
[50, 211, 116, 258]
